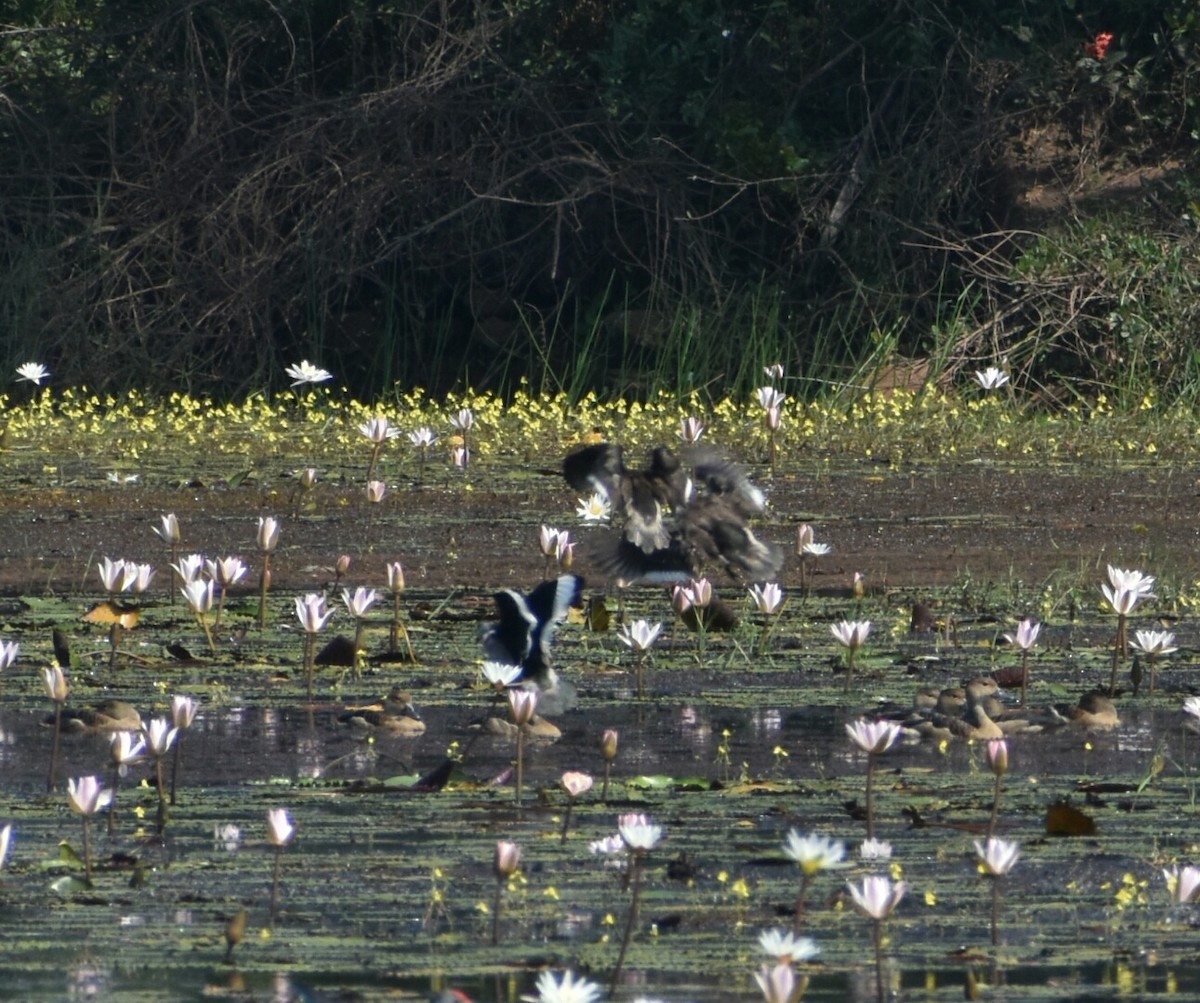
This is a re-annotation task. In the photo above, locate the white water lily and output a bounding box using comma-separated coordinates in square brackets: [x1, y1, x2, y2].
[618, 619, 662, 652]
[284, 360, 332, 385]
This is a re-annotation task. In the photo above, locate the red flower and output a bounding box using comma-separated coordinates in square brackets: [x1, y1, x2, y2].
[1085, 31, 1114, 60]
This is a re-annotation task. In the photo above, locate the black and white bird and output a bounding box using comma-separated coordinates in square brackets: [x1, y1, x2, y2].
[480, 574, 584, 695]
[564, 443, 783, 584]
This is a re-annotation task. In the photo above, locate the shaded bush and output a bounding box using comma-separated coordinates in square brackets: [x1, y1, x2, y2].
[0, 0, 1197, 398]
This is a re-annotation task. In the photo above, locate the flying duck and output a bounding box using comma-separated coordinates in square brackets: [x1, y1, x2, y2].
[564, 442, 782, 583]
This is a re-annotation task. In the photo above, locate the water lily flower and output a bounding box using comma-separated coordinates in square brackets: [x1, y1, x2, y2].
[1004, 618, 1041, 649]
[173, 694, 201, 730]
[589, 834, 625, 856]
[144, 718, 178, 758]
[206, 557, 247, 588]
[986, 738, 1008, 775]
[173, 554, 205, 585]
[257, 516, 281, 553]
[831, 619, 871, 652]
[359, 416, 399, 443]
[0, 823, 11, 869]
[266, 808, 295, 928]
[121, 562, 156, 594]
[754, 963, 797, 1003]
[1131, 629, 1177, 657]
[365, 480, 387, 503]
[285, 360, 332, 386]
[576, 492, 611, 522]
[618, 619, 662, 652]
[748, 582, 784, 615]
[408, 426, 437, 448]
[482, 661, 522, 690]
[1105, 564, 1156, 598]
[975, 367, 1010, 390]
[452, 446, 470, 468]
[846, 718, 901, 755]
[266, 808, 295, 847]
[110, 731, 146, 770]
[859, 839, 893, 861]
[299, 467, 318, 489]
[796, 524, 814, 549]
[387, 561, 405, 591]
[560, 772, 594, 798]
[685, 577, 712, 608]
[1184, 696, 1200, 722]
[765, 405, 782, 431]
[15, 362, 49, 385]
[507, 688, 539, 726]
[97, 557, 127, 593]
[764, 363, 785, 380]
[153, 513, 181, 546]
[0, 640, 19, 671]
[975, 837, 1020, 876]
[68, 776, 112, 817]
[678, 416, 705, 444]
[520, 970, 603, 1003]
[295, 594, 334, 633]
[848, 874, 907, 919]
[801, 541, 831, 557]
[182, 579, 215, 614]
[618, 813, 663, 851]
[782, 830, 846, 874]
[43, 664, 68, 703]
[601, 729, 619, 761]
[450, 408, 475, 431]
[494, 840, 522, 879]
[342, 586, 378, 619]
[832, 620, 872, 690]
[539, 525, 562, 557]
[755, 386, 786, 410]
[758, 928, 819, 964]
[1164, 864, 1200, 904]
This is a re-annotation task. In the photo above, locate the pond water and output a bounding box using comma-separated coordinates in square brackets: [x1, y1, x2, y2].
[1, 673, 1198, 1003]
[0, 458, 1197, 1001]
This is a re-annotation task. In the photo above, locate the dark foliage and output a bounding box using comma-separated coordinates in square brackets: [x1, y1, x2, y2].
[0, 1, 1197, 397]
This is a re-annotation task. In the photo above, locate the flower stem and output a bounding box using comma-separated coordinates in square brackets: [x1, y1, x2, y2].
[793, 871, 812, 932]
[82, 816, 93, 885]
[491, 878, 504, 946]
[872, 918, 885, 1003]
[257, 554, 271, 629]
[610, 851, 644, 997]
[303, 632, 316, 705]
[1108, 613, 1126, 695]
[270, 846, 283, 929]
[866, 752, 877, 840]
[47, 701, 62, 793]
[515, 725, 525, 807]
[990, 876, 1001, 947]
[988, 772, 1003, 839]
[197, 612, 215, 655]
[170, 735, 184, 806]
[560, 799, 575, 844]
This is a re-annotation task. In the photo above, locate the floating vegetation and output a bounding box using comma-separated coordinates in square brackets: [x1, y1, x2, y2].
[0, 374, 1195, 999]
